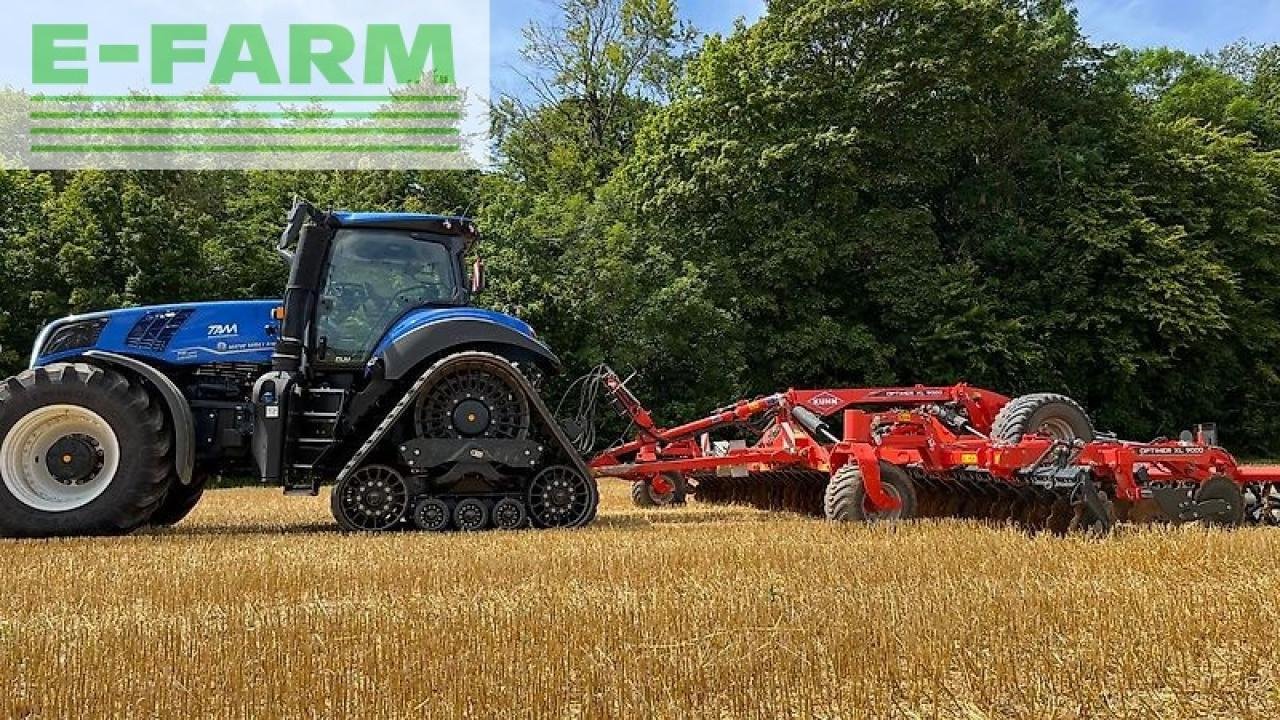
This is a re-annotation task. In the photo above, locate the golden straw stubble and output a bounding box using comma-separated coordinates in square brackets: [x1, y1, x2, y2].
[1, 480, 1277, 719]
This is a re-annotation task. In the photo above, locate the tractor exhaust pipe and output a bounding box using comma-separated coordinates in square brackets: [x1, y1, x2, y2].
[274, 214, 335, 373]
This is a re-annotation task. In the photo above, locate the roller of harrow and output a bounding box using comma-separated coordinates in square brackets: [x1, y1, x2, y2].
[583, 367, 1280, 533]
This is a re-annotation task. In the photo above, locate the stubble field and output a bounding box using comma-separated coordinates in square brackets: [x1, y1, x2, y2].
[1, 480, 1278, 719]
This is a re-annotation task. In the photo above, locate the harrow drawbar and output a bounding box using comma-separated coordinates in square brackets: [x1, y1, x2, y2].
[583, 367, 1280, 533]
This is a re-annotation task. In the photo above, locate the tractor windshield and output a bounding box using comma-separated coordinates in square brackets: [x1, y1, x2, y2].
[317, 229, 460, 365]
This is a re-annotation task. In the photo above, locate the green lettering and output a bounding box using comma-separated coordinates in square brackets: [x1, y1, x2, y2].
[364, 25, 454, 85]
[212, 25, 281, 84]
[290, 25, 355, 84]
[32, 25, 89, 85]
[152, 25, 206, 84]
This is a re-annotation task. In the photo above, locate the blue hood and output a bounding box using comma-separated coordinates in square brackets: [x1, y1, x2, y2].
[32, 300, 281, 368]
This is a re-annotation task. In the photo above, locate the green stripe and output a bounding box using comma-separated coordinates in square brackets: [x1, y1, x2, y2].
[31, 111, 460, 120]
[98, 45, 139, 63]
[30, 144, 462, 153]
[31, 127, 460, 136]
[31, 95, 458, 103]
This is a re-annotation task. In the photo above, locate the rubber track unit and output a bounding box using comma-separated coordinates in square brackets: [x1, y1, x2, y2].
[335, 351, 598, 525]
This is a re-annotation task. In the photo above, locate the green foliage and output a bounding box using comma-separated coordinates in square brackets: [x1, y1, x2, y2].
[2, 0, 1280, 454]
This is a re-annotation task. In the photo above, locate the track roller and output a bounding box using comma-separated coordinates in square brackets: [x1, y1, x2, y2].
[492, 498, 528, 530]
[412, 498, 452, 532]
[453, 498, 491, 532]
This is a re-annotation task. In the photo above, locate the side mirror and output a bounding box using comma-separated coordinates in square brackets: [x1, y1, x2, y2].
[469, 258, 487, 295]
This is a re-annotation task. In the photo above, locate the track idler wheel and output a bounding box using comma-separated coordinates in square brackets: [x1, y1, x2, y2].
[332, 465, 410, 532]
[528, 465, 598, 529]
[412, 498, 452, 532]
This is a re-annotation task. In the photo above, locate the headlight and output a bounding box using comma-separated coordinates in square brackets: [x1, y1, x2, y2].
[40, 318, 109, 356]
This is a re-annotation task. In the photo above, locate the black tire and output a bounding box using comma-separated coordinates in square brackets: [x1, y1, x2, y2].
[991, 393, 1095, 444]
[631, 473, 689, 508]
[1194, 476, 1246, 527]
[631, 480, 661, 508]
[148, 471, 208, 527]
[0, 364, 172, 538]
[824, 462, 918, 523]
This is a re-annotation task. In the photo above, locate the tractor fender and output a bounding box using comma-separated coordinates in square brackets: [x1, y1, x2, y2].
[378, 318, 560, 381]
[83, 350, 196, 485]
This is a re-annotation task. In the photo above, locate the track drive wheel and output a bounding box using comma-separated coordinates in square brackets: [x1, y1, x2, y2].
[824, 462, 918, 523]
[0, 364, 172, 538]
[414, 360, 531, 440]
[331, 464, 410, 532]
[528, 465, 598, 529]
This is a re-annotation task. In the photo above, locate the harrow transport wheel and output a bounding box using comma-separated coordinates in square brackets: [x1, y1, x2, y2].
[632, 473, 686, 508]
[412, 498, 452, 532]
[528, 465, 598, 529]
[453, 498, 490, 532]
[824, 462, 918, 524]
[148, 471, 208, 528]
[414, 360, 530, 440]
[0, 364, 171, 538]
[1194, 477, 1246, 527]
[492, 498, 528, 530]
[331, 465, 410, 532]
[991, 394, 1095, 444]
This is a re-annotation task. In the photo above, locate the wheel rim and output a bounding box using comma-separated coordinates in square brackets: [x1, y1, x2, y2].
[1037, 418, 1077, 442]
[412, 498, 451, 531]
[528, 466, 594, 528]
[861, 483, 904, 521]
[454, 499, 488, 531]
[0, 405, 120, 513]
[493, 498, 527, 530]
[415, 365, 530, 440]
[336, 465, 409, 531]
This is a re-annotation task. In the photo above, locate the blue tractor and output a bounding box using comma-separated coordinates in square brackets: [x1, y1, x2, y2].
[0, 204, 598, 537]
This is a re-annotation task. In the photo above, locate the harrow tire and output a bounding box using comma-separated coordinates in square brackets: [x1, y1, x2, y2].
[824, 462, 918, 523]
[631, 473, 687, 508]
[631, 480, 660, 508]
[991, 393, 1094, 444]
[148, 471, 208, 527]
[0, 364, 172, 538]
[1194, 477, 1246, 527]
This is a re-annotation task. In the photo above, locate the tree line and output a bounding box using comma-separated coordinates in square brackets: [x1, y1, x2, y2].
[3, 0, 1280, 453]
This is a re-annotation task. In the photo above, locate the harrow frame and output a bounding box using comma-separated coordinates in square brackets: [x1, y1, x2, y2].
[587, 368, 1280, 528]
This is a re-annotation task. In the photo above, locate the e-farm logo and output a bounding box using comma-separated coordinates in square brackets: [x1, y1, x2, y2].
[3, 3, 490, 171]
[32, 25, 455, 87]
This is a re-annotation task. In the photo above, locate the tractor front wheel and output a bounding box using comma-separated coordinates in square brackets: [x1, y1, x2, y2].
[0, 364, 172, 538]
[148, 472, 208, 528]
